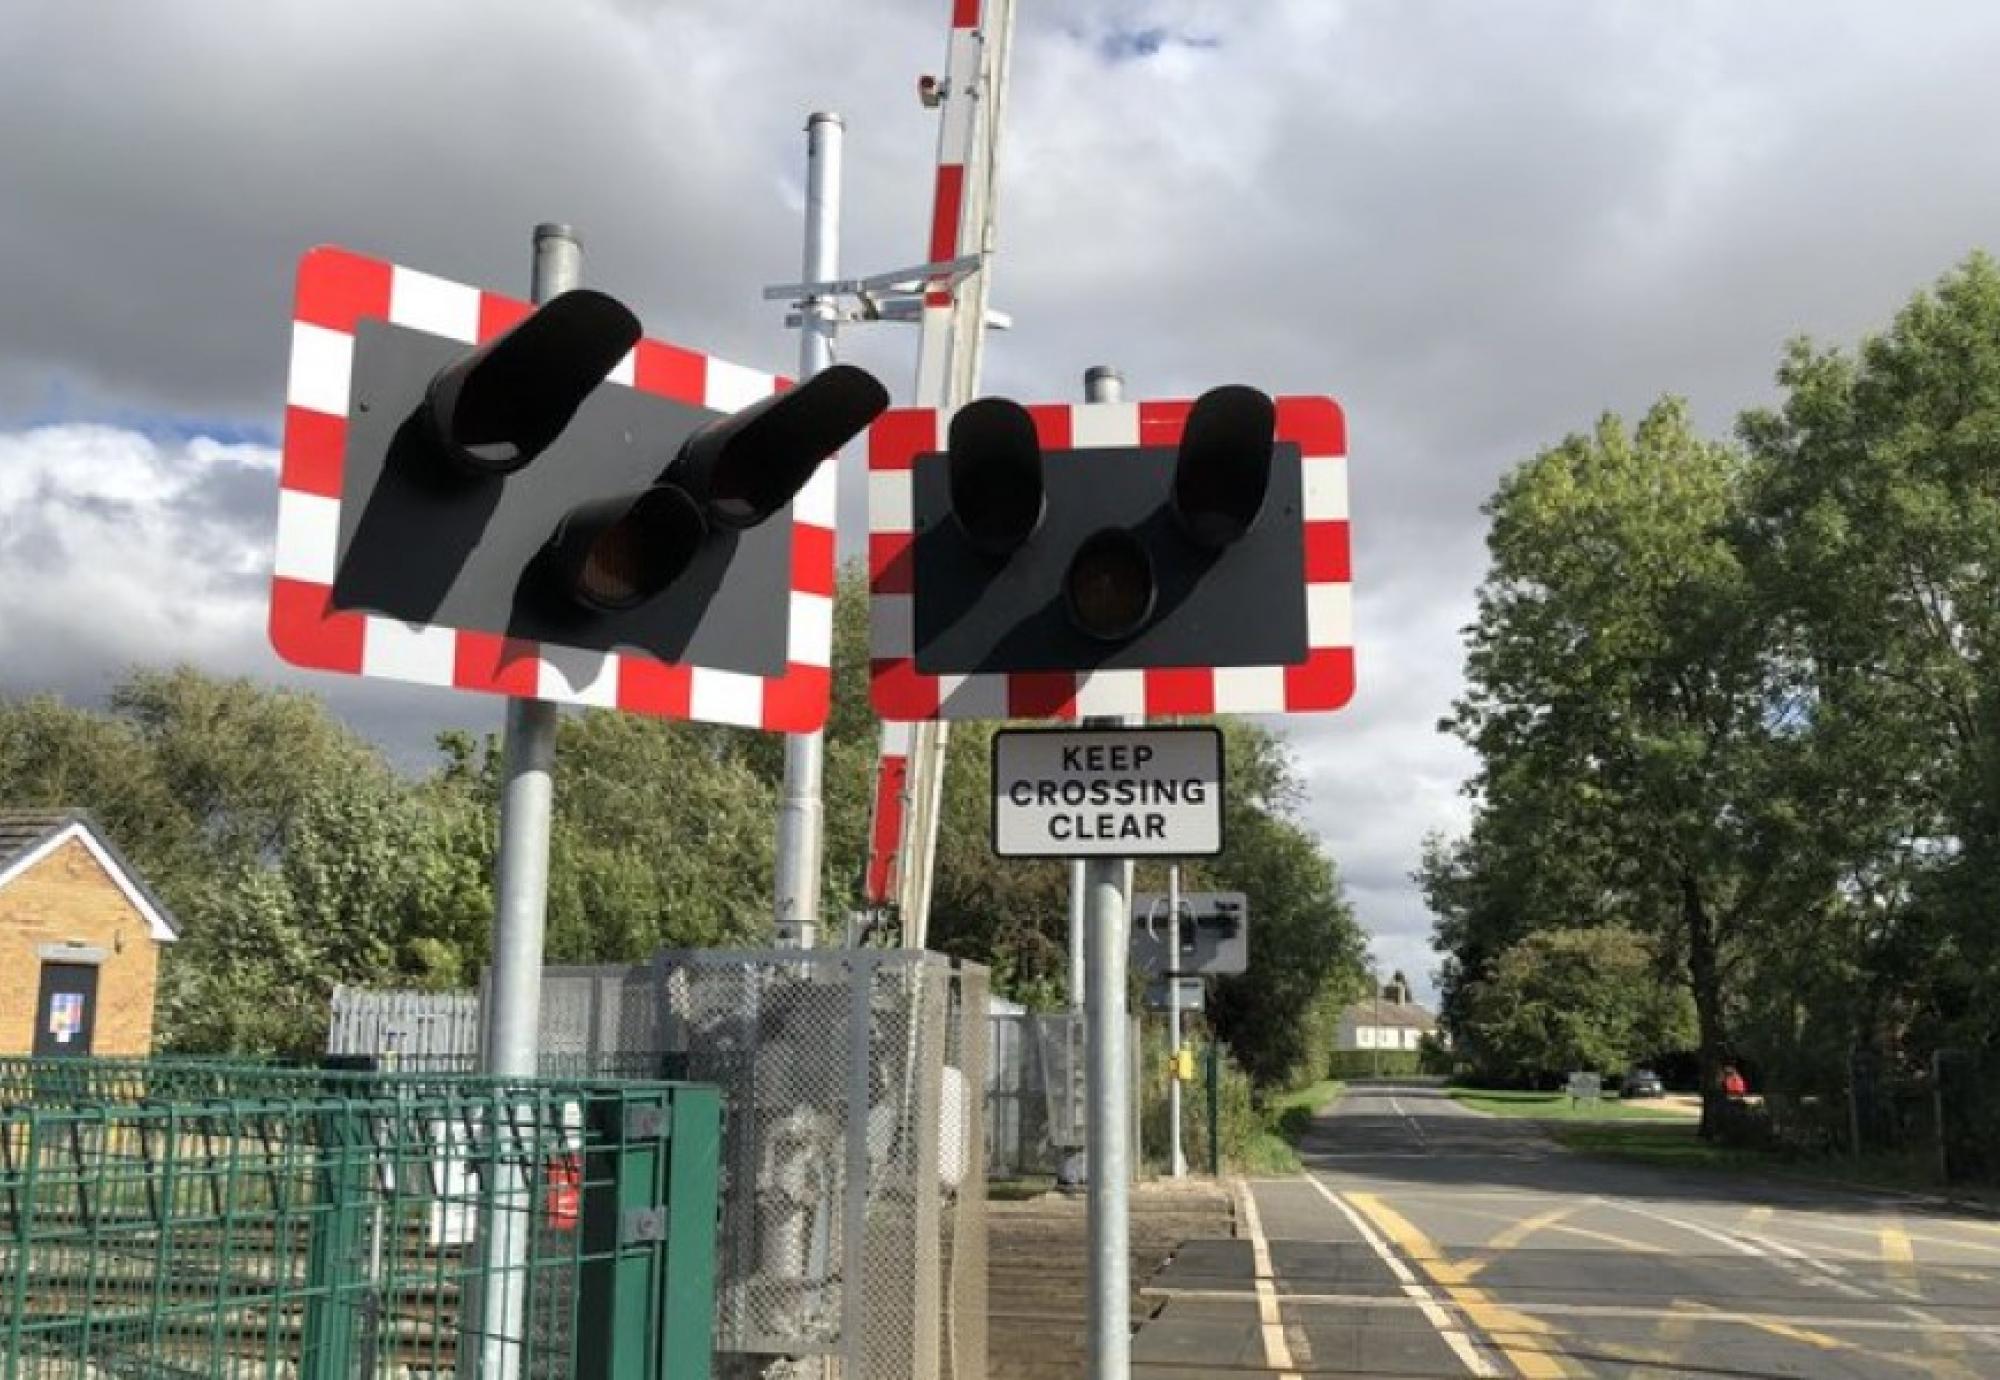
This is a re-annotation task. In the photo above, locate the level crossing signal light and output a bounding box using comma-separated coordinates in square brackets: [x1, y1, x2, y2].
[272, 246, 887, 732]
[866, 383, 1353, 721]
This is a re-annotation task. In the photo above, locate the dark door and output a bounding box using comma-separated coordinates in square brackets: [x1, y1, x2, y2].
[33, 962, 99, 1057]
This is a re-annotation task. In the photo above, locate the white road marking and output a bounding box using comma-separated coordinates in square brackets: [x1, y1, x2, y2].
[1385, 1095, 1431, 1148]
[1232, 1178, 1303, 1378]
[1607, 1200, 1877, 1301]
[1603, 1200, 1774, 1258]
[1142, 1285, 2000, 1339]
[1301, 1175, 1500, 1376]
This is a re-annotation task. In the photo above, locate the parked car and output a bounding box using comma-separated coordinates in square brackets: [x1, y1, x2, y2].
[1622, 1068, 1665, 1099]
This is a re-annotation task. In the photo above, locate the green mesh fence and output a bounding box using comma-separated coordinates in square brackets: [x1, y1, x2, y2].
[0, 1060, 719, 1379]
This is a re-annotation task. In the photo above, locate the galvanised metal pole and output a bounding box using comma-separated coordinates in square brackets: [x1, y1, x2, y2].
[1069, 861, 1086, 1009]
[472, 221, 576, 1380]
[1084, 854, 1131, 1377]
[773, 112, 843, 949]
[482, 223, 577, 1081]
[1082, 363, 1132, 1379]
[1168, 863, 1185, 1179]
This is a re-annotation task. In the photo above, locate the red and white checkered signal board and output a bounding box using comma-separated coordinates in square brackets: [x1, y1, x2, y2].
[866, 395, 1353, 722]
[271, 245, 836, 733]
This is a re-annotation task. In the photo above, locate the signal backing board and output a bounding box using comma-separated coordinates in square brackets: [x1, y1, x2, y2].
[867, 395, 1352, 722]
[272, 246, 837, 732]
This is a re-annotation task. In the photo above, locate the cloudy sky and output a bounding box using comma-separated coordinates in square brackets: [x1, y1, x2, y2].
[7, 0, 2000, 997]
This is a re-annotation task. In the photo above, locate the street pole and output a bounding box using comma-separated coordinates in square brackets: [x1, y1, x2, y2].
[473, 220, 575, 1380]
[1084, 855, 1130, 1378]
[1373, 969, 1382, 1080]
[1168, 864, 1185, 1179]
[482, 222, 575, 1080]
[772, 111, 843, 949]
[1082, 363, 1132, 1379]
[1069, 860, 1086, 1009]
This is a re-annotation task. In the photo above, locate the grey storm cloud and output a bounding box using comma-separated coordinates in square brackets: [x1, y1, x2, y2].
[7, 0, 2000, 996]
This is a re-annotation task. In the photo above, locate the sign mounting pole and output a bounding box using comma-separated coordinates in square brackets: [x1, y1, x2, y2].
[1168, 862, 1185, 1178]
[1081, 362, 1133, 1379]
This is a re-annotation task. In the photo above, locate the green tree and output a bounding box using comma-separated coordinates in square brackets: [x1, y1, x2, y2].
[1739, 253, 2000, 1066]
[0, 693, 201, 882]
[1459, 926, 1694, 1084]
[542, 709, 778, 961]
[1442, 399, 1792, 1131]
[156, 770, 487, 1053]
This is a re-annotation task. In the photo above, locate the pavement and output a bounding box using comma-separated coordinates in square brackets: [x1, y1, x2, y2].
[1130, 1081, 2000, 1377]
[988, 1177, 1238, 1379]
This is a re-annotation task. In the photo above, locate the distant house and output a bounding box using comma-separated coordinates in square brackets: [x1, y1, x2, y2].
[0, 810, 179, 1058]
[1336, 974, 1440, 1054]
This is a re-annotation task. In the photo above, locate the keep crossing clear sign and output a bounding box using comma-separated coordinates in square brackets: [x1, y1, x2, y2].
[991, 726, 1224, 858]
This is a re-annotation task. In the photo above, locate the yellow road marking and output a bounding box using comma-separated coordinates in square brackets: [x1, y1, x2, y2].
[1881, 1218, 1919, 1294]
[1678, 1299, 1841, 1350]
[1484, 1202, 1585, 1254]
[1231, 1179, 1303, 1379]
[1344, 1191, 1576, 1378]
[1448, 1200, 1670, 1260]
[1679, 1300, 1982, 1379]
[1657, 1300, 1703, 1343]
[1780, 1213, 2000, 1257]
[1301, 1178, 1499, 1376]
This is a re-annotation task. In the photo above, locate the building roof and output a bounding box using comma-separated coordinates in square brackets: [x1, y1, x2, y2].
[0, 809, 180, 942]
[1343, 999, 1437, 1031]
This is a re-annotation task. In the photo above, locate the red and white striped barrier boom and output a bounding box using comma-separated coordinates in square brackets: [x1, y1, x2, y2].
[862, 0, 1017, 939]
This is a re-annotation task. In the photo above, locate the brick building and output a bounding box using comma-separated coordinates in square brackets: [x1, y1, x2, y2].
[0, 810, 179, 1057]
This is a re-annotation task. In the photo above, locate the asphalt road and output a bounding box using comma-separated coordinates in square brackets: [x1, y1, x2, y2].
[1134, 1081, 2000, 1378]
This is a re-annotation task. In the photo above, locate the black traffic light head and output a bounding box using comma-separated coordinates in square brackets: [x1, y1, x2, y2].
[425, 289, 641, 478]
[1063, 527, 1155, 642]
[1172, 384, 1276, 549]
[538, 484, 707, 613]
[947, 397, 1045, 556]
[903, 384, 1307, 675]
[672, 364, 888, 530]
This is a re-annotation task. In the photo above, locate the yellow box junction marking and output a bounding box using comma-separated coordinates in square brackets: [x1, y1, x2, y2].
[1343, 1191, 1577, 1378]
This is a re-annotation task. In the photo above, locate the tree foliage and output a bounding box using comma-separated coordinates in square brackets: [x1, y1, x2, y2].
[1, 566, 1366, 1075]
[1434, 398, 1786, 1127]
[1433, 253, 2000, 1147]
[1459, 927, 1694, 1084]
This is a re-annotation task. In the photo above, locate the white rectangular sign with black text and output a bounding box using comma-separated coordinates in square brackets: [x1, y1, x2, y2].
[991, 726, 1224, 858]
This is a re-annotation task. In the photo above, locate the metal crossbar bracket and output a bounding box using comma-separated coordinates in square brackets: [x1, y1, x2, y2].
[764, 253, 1007, 340]
[625, 1104, 669, 1141]
[762, 253, 983, 303]
[623, 1205, 669, 1245]
[784, 304, 1013, 330]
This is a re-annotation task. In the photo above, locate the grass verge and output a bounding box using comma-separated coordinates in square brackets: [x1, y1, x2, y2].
[1237, 1078, 1345, 1174]
[1544, 1118, 2000, 1209]
[1448, 1087, 1692, 1121]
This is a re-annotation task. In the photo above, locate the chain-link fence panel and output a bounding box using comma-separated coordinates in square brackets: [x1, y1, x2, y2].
[329, 952, 989, 1380]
